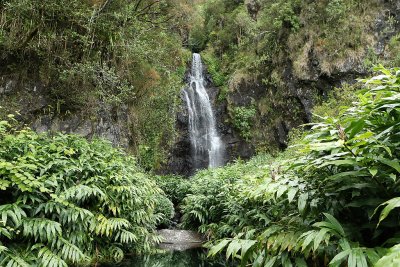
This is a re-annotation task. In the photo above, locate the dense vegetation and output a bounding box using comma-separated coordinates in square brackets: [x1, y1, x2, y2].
[0, 1, 399, 266]
[0, 118, 174, 266]
[0, 0, 197, 170]
[188, 0, 399, 150]
[180, 68, 400, 266]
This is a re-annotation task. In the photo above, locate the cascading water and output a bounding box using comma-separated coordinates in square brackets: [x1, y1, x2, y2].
[183, 53, 224, 169]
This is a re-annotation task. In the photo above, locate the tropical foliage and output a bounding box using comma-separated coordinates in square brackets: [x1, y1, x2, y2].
[187, 0, 398, 152]
[0, 0, 194, 170]
[153, 175, 192, 207]
[0, 119, 172, 266]
[182, 68, 400, 266]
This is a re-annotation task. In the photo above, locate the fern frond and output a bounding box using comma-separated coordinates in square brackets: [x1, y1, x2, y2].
[34, 201, 62, 216]
[38, 246, 68, 267]
[56, 238, 88, 264]
[0, 203, 27, 227]
[94, 215, 131, 237]
[59, 205, 93, 226]
[109, 246, 124, 263]
[22, 218, 62, 242]
[0, 254, 31, 267]
[60, 184, 105, 202]
[115, 229, 138, 244]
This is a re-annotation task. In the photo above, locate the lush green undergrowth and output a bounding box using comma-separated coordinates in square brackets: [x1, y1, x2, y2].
[181, 68, 400, 266]
[0, 0, 195, 171]
[0, 119, 173, 266]
[1, 64, 399, 267]
[187, 0, 399, 151]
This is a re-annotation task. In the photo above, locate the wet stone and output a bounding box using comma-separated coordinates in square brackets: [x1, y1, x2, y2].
[158, 229, 204, 251]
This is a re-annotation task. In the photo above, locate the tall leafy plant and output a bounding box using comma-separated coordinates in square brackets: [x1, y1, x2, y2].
[0, 120, 166, 266]
[183, 67, 400, 266]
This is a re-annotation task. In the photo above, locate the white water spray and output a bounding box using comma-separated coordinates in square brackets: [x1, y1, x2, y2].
[184, 53, 224, 168]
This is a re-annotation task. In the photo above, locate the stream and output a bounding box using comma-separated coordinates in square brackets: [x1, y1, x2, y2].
[101, 229, 230, 267]
[103, 54, 230, 267]
[109, 249, 227, 267]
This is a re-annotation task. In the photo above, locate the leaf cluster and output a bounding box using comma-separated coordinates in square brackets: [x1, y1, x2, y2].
[182, 67, 400, 266]
[0, 123, 169, 265]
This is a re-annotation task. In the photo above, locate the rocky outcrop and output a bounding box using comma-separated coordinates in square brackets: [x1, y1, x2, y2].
[245, 0, 261, 19]
[226, 0, 400, 150]
[158, 229, 203, 251]
[161, 63, 254, 176]
[0, 67, 132, 149]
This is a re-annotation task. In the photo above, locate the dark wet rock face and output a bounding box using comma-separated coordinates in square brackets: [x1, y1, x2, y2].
[0, 69, 131, 150]
[162, 60, 254, 176]
[162, 91, 193, 176]
[245, 0, 261, 19]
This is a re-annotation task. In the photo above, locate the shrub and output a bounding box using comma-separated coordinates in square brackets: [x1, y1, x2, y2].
[230, 106, 257, 140]
[388, 34, 400, 67]
[312, 82, 360, 120]
[183, 68, 400, 266]
[153, 175, 192, 206]
[202, 52, 227, 87]
[0, 121, 163, 265]
[154, 194, 175, 227]
[325, 0, 347, 22]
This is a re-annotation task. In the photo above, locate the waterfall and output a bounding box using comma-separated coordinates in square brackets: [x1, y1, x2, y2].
[184, 53, 224, 169]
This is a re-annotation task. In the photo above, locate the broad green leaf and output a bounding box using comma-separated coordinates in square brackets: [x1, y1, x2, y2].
[287, 188, 298, 203]
[329, 250, 351, 267]
[208, 239, 231, 257]
[369, 168, 378, 177]
[265, 256, 277, 267]
[314, 228, 329, 251]
[323, 213, 345, 237]
[375, 244, 400, 267]
[319, 159, 357, 168]
[355, 248, 368, 267]
[226, 239, 241, 259]
[346, 119, 365, 139]
[325, 171, 369, 181]
[348, 249, 356, 267]
[374, 197, 400, 226]
[298, 193, 308, 215]
[378, 158, 400, 174]
[364, 248, 380, 265]
[240, 240, 257, 266]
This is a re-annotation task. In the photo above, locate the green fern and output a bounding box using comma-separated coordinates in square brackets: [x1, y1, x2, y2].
[0, 203, 27, 227]
[37, 246, 68, 267]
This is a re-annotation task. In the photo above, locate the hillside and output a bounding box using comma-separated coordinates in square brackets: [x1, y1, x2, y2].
[1, 1, 398, 173]
[0, 0, 400, 266]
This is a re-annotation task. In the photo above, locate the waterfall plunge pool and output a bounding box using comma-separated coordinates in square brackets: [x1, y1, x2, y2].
[102, 248, 230, 267]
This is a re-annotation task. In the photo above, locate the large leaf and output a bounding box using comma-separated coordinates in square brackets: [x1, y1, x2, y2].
[374, 197, 400, 226]
[378, 158, 400, 174]
[346, 119, 365, 139]
[298, 193, 308, 215]
[208, 239, 231, 257]
[329, 249, 351, 267]
[375, 244, 400, 267]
